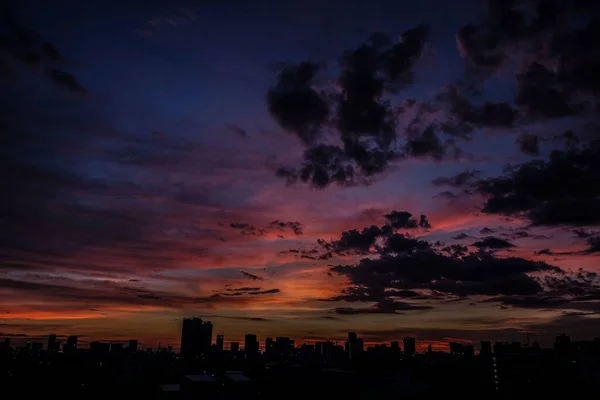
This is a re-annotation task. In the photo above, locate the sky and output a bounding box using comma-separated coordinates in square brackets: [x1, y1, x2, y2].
[2, 0, 600, 351]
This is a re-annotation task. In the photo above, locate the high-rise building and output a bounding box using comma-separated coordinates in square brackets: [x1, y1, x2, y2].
[554, 334, 571, 355]
[481, 341, 492, 356]
[230, 342, 239, 352]
[404, 337, 416, 356]
[244, 334, 259, 354]
[275, 337, 294, 355]
[64, 335, 78, 352]
[180, 318, 212, 358]
[216, 335, 224, 351]
[128, 339, 138, 352]
[47, 334, 57, 352]
[346, 332, 364, 360]
[265, 337, 274, 353]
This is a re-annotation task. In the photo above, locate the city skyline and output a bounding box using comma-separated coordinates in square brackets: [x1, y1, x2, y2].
[0, 317, 578, 353]
[3, 0, 600, 350]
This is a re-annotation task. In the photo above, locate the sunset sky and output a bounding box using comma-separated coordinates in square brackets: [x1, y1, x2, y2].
[2, 0, 600, 351]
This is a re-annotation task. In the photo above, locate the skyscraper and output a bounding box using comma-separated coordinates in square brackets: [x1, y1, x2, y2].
[216, 335, 224, 351]
[404, 337, 416, 356]
[244, 334, 259, 354]
[265, 337, 274, 354]
[128, 339, 138, 352]
[64, 335, 78, 352]
[230, 342, 239, 352]
[481, 341, 492, 356]
[47, 334, 57, 352]
[180, 318, 212, 358]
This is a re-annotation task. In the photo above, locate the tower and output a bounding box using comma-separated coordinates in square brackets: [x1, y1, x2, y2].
[180, 318, 212, 358]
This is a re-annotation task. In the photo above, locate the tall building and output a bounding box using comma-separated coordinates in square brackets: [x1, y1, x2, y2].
[216, 335, 224, 351]
[47, 334, 57, 352]
[481, 341, 492, 356]
[347, 332, 359, 360]
[128, 339, 138, 352]
[64, 335, 78, 352]
[180, 318, 212, 358]
[244, 334, 259, 354]
[265, 337, 274, 354]
[230, 342, 240, 352]
[404, 337, 416, 356]
[275, 337, 294, 355]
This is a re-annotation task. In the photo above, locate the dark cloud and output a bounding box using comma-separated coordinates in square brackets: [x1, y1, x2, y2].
[1, 15, 84, 92]
[434, 191, 459, 200]
[501, 229, 550, 240]
[517, 133, 540, 156]
[472, 236, 516, 250]
[47, 69, 87, 94]
[384, 211, 420, 229]
[228, 223, 267, 236]
[0, 276, 277, 311]
[320, 315, 342, 320]
[432, 170, 481, 188]
[334, 301, 432, 315]
[225, 220, 304, 237]
[535, 249, 553, 256]
[452, 233, 471, 240]
[267, 62, 329, 145]
[320, 211, 599, 315]
[268, 26, 429, 188]
[476, 142, 600, 226]
[240, 271, 264, 281]
[480, 227, 495, 234]
[311, 211, 430, 258]
[269, 220, 303, 235]
[201, 315, 273, 322]
[225, 123, 249, 138]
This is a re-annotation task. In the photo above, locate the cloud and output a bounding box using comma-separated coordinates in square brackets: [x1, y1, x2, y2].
[1, 15, 85, 92]
[476, 142, 600, 226]
[200, 315, 274, 322]
[267, 62, 329, 145]
[224, 220, 303, 237]
[225, 123, 249, 138]
[320, 210, 600, 315]
[516, 133, 539, 156]
[472, 236, 516, 250]
[240, 271, 264, 281]
[269, 220, 303, 235]
[0, 276, 279, 313]
[432, 170, 481, 188]
[47, 69, 87, 94]
[267, 27, 429, 188]
[451, 233, 471, 240]
[135, 7, 200, 38]
[227, 223, 267, 236]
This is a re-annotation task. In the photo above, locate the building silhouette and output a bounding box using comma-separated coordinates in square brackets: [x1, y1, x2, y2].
[480, 340, 492, 356]
[47, 334, 57, 352]
[404, 337, 416, 356]
[244, 334, 259, 355]
[64, 335, 78, 352]
[265, 337, 274, 354]
[128, 339, 138, 352]
[230, 342, 239, 352]
[216, 335, 224, 352]
[180, 318, 212, 358]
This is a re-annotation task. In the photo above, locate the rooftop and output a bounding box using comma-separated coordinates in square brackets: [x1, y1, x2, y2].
[185, 375, 216, 383]
[224, 371, 252, 382]
[159, 384, 180, 392]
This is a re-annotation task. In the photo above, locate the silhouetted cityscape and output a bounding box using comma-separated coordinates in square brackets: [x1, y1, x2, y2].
[2, 317, 600, 399]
